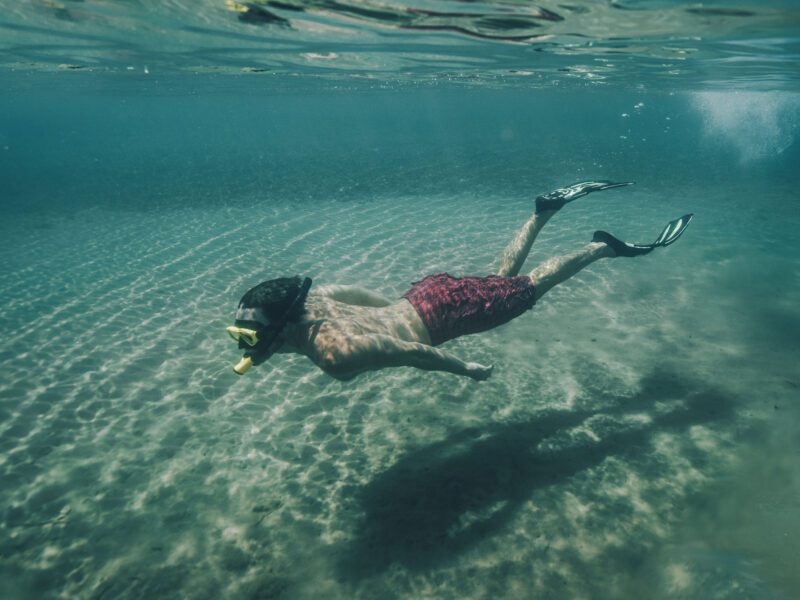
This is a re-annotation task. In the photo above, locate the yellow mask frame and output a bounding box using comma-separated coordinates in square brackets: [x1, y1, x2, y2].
[226, 326, 260, 347]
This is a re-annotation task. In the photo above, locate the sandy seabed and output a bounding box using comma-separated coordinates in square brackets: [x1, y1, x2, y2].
[1, 184, 798, 599]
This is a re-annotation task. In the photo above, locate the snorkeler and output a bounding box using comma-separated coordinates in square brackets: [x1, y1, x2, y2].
[226, 181, 692, 380]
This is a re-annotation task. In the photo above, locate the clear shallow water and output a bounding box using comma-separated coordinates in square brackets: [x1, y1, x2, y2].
[2, 2, 800, 600]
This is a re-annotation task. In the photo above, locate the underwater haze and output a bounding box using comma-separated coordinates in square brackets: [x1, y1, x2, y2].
[1, 1, 800, 599]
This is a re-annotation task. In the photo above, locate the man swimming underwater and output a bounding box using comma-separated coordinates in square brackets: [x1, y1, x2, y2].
[226, 181, 692, 380]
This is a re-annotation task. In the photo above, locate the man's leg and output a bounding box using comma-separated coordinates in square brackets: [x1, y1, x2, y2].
[496, 180, 634, 277]
[497, 209, 556, 277]
[528, 213, 694, 302]
[528, 242, 614, 302]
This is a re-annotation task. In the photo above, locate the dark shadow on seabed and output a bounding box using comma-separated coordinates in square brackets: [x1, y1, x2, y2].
[337, 369, 738, 580]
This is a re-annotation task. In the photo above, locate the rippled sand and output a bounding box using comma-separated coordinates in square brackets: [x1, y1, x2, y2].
[1, 185, 798, 599]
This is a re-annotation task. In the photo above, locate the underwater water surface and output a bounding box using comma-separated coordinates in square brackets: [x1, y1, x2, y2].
[1, 1, 800, 599]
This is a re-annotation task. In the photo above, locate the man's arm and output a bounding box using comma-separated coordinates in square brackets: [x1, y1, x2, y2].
[323, 334, 493, 380]
[314, 285, 393, 307]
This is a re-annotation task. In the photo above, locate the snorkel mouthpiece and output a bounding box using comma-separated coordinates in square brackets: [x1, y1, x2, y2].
[233, 356, 253, 375]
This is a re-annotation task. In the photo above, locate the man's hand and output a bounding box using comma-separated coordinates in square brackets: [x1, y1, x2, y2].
[466, 362, 494, 381]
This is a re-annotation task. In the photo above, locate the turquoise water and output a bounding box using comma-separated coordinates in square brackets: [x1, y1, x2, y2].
[2, 2, 800, 599]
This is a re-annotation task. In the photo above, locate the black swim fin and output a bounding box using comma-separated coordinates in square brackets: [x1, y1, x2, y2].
[535, 180, 634, 214]
[593, 214, 694, 257]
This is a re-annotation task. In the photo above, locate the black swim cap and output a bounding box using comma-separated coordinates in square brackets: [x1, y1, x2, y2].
[236, 276, 308, 324]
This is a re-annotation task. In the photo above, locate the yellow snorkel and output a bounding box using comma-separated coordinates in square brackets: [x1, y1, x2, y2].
[227, 326, 260, 346]
[233, 356, 253, 375]
[226, 326, 259, 375]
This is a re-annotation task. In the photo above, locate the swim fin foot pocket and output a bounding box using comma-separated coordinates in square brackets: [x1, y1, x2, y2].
[535, 180, 634, 214]
[593, 214, 694, 257]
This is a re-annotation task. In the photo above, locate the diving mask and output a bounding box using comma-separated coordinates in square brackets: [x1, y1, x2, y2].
[226, 326, 260, 347]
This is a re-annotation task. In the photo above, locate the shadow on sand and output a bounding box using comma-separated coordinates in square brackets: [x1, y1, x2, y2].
[337, 369, 737, 580]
